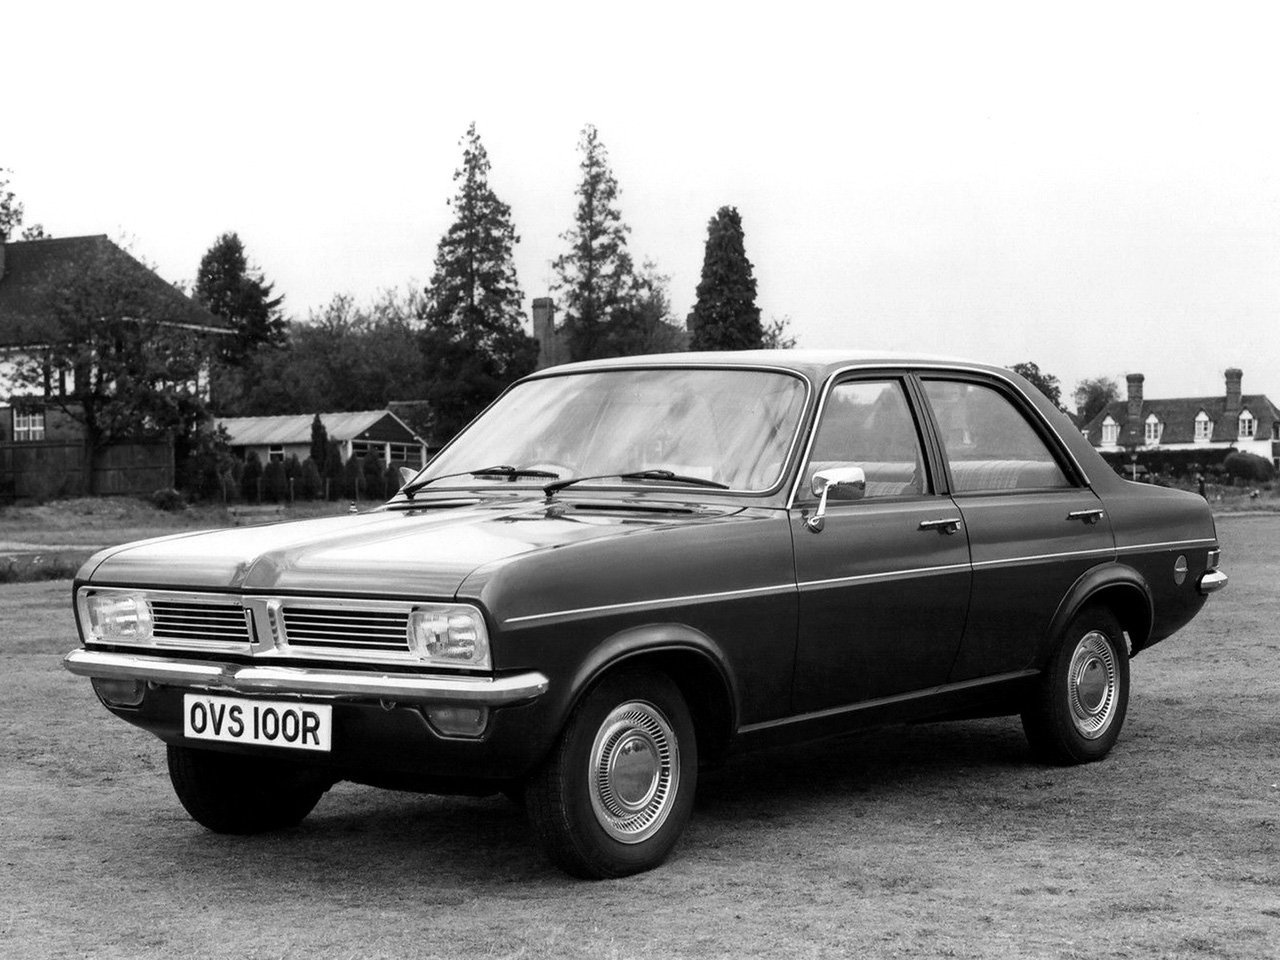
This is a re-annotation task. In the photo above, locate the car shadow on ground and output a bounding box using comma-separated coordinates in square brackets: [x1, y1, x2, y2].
[151, 716, 1039, 887]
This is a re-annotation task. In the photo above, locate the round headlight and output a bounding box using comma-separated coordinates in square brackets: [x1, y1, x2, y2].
[86, 592, 154, 644]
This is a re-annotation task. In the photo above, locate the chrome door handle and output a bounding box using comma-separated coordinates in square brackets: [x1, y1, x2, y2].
[1068, 509, 1105, 525]
[919, 517, 962, 534]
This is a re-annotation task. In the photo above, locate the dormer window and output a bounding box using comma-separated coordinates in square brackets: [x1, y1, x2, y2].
[1144, 414, 1162, 445]
[1239, 409, 1256, 439]
[1101, 416, 1119, 446]
[1195, 411, 1213, 442]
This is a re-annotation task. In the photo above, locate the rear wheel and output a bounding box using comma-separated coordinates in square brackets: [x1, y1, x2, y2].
[167, 745, 330, 834]
[525, 669, 697, 878]
[1022, 606, 1129, 764]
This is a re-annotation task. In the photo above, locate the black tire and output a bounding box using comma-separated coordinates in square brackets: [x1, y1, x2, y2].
[1022, 606, 1130, 765]
[525, 669, 698, 879]
[166, 745, 330, 834]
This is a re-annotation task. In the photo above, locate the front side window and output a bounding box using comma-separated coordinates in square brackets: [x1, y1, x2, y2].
[13, 409, 46, 442]
[418, 368, 808, 493]
[922, 379, 1071, 493]
[803, 379, 928, 499]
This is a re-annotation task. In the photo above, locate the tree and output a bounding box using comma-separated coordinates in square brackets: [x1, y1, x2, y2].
[553, 124, 636, 361]
[1010, 361, 1065, 412]
[761, 315, 797, 350]
[0, 168, 47, 241]
[195, 232, 286, 365]
[309, 414, 329, 468]
[687, 206, 763, 350]
[1074, 375, 1120, 425]
[10, 242, 216, 492]
[600, 259, 686, 356]
[420, 124, 539, 440]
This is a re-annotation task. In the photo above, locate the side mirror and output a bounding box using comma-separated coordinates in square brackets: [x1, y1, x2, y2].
[806, 466, 866, 532]
[398, 466, 419, 490]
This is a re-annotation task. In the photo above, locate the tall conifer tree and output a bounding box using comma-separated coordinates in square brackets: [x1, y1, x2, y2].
[195, 232, 286, 363]
[553, 125, 635, 361]
[420, 123, 537, 441]
[687, 206, 763, 350]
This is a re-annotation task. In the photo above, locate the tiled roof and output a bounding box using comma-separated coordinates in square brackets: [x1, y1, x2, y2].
[0, 235, 224, 344]
[1084, 394, 1280, 446]
[217, 411, 422, 447]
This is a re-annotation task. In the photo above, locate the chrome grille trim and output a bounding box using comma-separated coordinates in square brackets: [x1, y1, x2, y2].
[281, 606, 411, 654]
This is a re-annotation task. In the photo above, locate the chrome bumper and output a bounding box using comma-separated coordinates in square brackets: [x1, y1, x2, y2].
[1198, 570, 1228, 595]
[63, 648, 549, 705]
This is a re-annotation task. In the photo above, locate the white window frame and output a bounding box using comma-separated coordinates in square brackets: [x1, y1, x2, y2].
[1194, 411, 1212, 443]
[13, 409, 46, 442]
[268, 445, 285, 462]
[1144, 414, 1162, 445]
[1101, 416, 1119, 446]
[1239, 409, 1256, 439]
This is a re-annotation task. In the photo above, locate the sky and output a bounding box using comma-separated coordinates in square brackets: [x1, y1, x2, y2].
[6, 1, 1279, 409]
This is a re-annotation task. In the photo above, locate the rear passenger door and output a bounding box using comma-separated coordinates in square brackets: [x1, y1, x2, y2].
[917, 376, 1116, 683]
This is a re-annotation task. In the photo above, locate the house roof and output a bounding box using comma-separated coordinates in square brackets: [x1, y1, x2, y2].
[1084, 393, 1280, 446]
[0, 235, 225, 344]
[217, 410, 424, 448]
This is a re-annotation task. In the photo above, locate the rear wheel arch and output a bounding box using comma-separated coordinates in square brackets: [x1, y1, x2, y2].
[1047, 564, 1153, 660]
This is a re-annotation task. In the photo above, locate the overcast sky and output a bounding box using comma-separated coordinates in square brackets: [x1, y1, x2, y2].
[7, 2, 1278, 407]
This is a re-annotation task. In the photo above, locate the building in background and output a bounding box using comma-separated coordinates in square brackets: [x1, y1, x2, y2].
[1083, 368, 1280, 468]
[217, 410, 428, 468]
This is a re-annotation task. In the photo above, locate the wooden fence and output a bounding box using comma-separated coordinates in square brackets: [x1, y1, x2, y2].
[0, 440, 174, 501]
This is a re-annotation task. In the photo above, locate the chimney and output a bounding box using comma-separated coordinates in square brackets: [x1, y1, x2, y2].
[532, 297, 557, 370]
[1224, 367, 1243, 417]
[1126, 374, 1144, 431]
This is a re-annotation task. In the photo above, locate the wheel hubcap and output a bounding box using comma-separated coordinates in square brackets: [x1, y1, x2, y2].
[1068, 630, 1119, 739]
[589, 701, 679, 844]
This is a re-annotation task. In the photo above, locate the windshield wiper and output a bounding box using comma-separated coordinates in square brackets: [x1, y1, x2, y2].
[403, 465, 559, 499]
[544, 469, 729, 496]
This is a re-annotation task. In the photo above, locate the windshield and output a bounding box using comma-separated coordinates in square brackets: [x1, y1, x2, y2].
[413, 368, 808, 494]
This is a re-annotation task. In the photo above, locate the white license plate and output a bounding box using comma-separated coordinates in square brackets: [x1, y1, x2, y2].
[183, 694, 332, 752]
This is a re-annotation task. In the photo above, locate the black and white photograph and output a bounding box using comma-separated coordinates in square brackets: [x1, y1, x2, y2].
[2, 2, 1276, 958]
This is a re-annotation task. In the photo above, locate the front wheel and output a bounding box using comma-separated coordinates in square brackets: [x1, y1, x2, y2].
[1022, 606, 1130, 764]
[167, 745, 330, 834]
[524, 669, 697, 878]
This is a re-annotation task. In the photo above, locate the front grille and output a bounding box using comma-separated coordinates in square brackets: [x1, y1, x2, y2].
[281, 606, 410, 653]
[151, 600, 250, 645]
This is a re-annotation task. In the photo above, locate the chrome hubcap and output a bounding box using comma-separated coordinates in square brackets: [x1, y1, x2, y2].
[589, 701, 679, 844]
[1068, 630, 1119, 739]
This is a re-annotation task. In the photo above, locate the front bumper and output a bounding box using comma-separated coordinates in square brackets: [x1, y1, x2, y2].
[63, 648, 549, 705]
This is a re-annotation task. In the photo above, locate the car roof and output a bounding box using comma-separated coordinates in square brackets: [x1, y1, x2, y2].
[528, 349, 1004, 384]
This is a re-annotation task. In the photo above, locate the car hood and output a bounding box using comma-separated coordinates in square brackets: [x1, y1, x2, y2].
[82, 498, 747, 598]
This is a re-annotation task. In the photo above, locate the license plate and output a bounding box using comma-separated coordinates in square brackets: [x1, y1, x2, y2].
[183, 694, 332, 752]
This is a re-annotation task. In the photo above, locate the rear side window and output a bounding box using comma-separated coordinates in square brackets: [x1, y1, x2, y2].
[922, 379, 1071, 493]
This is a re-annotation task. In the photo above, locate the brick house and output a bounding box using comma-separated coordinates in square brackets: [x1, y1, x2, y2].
[1083, 368, 1280, 469]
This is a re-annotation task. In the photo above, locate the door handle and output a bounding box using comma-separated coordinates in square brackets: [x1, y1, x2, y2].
[1068, 509, 1105, 525]
[919, 517, 962, 534]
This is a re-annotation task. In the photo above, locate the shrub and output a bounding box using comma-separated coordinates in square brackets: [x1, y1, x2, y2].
[262, 460, 289, 503]
[343, 455, 365, 501]
[241, 451, 263, 503]
[1223, 451, 1274, 483]
[299, 458, 323, 500]
[363, 455, 386, 501]
[323, 441, 345, 500]
[149, 488, 186, 512]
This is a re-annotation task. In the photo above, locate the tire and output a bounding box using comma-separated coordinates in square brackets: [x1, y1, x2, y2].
[525, 669, 698, 879]
[1022, 606, 1130, 765]
[166, 745, 330, 834]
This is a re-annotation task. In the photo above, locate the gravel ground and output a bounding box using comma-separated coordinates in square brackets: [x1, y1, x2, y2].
[1, 515, 1276, 959]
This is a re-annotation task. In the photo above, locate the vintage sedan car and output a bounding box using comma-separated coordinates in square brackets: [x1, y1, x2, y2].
[65, 351, 1226, 878]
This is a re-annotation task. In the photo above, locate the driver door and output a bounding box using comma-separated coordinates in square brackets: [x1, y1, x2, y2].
[790, 376, 972, 711]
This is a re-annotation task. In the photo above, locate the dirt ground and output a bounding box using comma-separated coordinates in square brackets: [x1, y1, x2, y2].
[1, 514, 1276, 959]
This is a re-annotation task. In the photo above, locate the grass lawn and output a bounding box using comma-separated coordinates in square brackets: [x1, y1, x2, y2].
[0, 514, 1276, 959]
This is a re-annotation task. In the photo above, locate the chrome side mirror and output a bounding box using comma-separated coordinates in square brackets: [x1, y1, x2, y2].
[806, 467, 866, 532]
[398, 466, 418, 490]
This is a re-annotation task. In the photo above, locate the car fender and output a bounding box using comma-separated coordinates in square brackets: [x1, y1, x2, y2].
[1043, 561, 1154, 661]
[552, 622, 742, 754]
